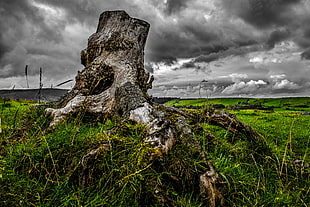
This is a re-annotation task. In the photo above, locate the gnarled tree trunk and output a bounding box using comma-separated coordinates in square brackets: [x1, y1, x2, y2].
[46, 10, 266, 206]
[46, 10, 153, 126]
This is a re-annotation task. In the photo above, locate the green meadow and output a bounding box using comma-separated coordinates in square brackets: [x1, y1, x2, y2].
[166, 97, 310, 111]
[0, 97, 309, 206]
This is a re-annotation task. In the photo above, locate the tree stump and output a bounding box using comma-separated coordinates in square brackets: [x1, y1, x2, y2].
[46, 10, 267, 206]
[46, 10, 153, 126]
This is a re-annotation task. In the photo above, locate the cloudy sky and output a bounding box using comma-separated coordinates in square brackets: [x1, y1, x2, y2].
[1, 0, 310, 97]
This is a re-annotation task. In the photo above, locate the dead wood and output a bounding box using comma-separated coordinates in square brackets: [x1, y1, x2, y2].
[45, 10, 267, 206]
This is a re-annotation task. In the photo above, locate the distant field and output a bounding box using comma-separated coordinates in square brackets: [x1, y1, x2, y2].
[165, 97, 310, 112]
[166, 97, 310, 150]
[0, 88, 68, 102]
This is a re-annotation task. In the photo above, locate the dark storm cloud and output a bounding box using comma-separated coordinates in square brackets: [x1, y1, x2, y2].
[195, 53, 220, 63]
[144, 0, 285, 66]
[181, 23, 220, 43]
[0, 0, 136, 80]
[0, 40, 10, 60]
[301, 47, 310, 60]
[146, 15, 259, 65]
[165, 0, 189, 15]
[304, 26, 310, 38]
[146, 36, 227, 65]
[180, 43, 264, 69]
[267, 29, 291, 48]
[181, 53, 220, 69]
[0, 0, 36, 57]
[38, 0, 99, 25]
[182, 61, 196, 68]
[221, 0, 302, 29]
[0, 0, 64, 43]
[38, 0, 145, 27]
[220, 0, 310, 50]
[0, 0, 68, 78]
[296, 24, 310, 49]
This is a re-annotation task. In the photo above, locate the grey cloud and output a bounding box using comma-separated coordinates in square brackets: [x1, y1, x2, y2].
[221, 79, 268, 95]
[295, 37, 310, 49]
[184, 62, 211, 73]
[296, 25, 310, 49]
[145, 3, 266, 66]
[165, 0, 189, 15]
[267, 29, 290, 48]
[0, 0, 137, 80]
[0, 40, 10, 60]
[272, 79, 301, 90]
[146, 10, 228, 63]
[180, 53, 219, 70]
[146, 23, 251, 65]
[195, 53, 220, 63]
[181, 23, 219, 43]
[304, 26, 310, 38]
[0, 0, 35, 57]
[220, 76, 307, 96]
[38, 0, 143, 26]
[146, 20, 209, 64]
[38, 0, 99, 25]
[221, 0, 310, 50]
[221, 0, 302, 29]
[0, 0, 63, 43]
[268, 72, 309, 94]
[182, 62, 196, 68]
[146, 30, 180, 64]
[189, 44, 264, 66]
[301, 47, 310, 60]
[1, 45, 28, 78]
[0, 0, 69, 78]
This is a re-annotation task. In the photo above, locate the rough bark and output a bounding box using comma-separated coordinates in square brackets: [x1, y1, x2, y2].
[46, 10, 153, 127]
[45, 10, 267, 206]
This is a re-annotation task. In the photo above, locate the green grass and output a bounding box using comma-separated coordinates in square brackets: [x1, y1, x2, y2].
[0, 99, 38, 132]
[171, 97, 310, 206]
[0, 100, 206, 206]
[202, 109, 309, 206]
[0, 98, 309, 206]
[166, 98, 246, 107]
[166, 97, 310, 112]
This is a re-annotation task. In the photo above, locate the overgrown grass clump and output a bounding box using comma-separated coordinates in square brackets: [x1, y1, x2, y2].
[0, 100, 206, 206]
[0, 98, 309, 206]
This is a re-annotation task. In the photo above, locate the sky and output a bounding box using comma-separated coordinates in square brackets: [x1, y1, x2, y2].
[1, 0, 310, 97]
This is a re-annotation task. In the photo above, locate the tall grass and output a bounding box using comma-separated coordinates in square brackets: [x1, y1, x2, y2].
[0, 100, 206, 206]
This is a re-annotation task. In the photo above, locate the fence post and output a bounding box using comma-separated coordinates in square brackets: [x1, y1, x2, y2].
[38, 67, 43, 103]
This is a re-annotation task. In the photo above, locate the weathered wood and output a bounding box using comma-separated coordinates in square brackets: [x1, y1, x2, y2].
[47, 10, 153, 126]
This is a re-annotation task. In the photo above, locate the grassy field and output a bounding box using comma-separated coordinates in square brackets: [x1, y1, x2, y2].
[166, 97, 310, 112]
[0, 98, 309, 206]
